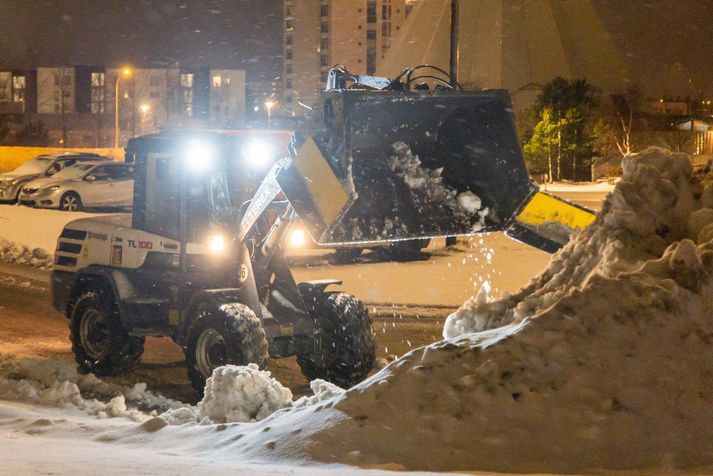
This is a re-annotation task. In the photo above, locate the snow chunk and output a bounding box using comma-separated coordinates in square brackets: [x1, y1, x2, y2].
[293, 379, 345, 408]
[456, 191, 481, 213]
[198, 364, 293, 423]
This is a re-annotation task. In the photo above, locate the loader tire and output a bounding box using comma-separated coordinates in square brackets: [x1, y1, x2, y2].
[184, 303, 269, 394]
[70, 291, 144, 376]
[333, 247, 362, 264]
[385, 238, 430, 261]
[297, 292, 376, 388]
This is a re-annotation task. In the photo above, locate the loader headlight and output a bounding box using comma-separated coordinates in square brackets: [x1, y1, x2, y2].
[184, 140, 215, 172]
[243, 140, 273, 168]
[288, 227, 307, 248]
[208, 233, 227, 254]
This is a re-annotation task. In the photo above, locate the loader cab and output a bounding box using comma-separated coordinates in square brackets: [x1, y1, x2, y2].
[126, 134, 237, 250]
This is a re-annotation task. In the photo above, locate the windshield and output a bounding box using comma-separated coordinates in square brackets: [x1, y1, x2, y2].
[11, 157, 52, 175]
[50, 163, 95, 180]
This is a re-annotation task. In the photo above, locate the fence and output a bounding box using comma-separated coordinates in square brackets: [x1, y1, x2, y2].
[0, 147, 124, 173]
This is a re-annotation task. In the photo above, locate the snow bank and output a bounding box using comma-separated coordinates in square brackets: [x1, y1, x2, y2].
[0, 355, 182, 422]
[543, 180, 617, 192]
[0, 355, 342, 431]
[0, 238, 52, 268]
[293, 148, 713, 473]
[0, 205, 94, 267]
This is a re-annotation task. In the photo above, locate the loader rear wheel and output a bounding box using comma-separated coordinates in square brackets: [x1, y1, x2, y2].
[184, 303, 269, 394]
[70, 291, 144, 376]
[297, 292, 376, 388]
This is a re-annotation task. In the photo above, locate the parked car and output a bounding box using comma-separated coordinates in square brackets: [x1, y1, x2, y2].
[18, 162, 135, 211]
[0, 153, 108, 203]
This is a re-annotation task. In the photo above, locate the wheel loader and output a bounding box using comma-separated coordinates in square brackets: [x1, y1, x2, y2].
[50, 65, 595, 393]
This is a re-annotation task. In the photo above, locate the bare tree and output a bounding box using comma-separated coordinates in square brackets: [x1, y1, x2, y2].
[610, 86, 643, 157]
[613, 106, 634, 156]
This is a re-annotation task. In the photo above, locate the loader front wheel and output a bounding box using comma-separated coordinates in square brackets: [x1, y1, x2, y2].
[70, 291, 144, 376]
[298, 293, 376, 388]
[184, 303, 269, 394]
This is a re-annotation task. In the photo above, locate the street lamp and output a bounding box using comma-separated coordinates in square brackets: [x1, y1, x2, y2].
[114, 67, 132, 148]
[264, 99, 276, 130]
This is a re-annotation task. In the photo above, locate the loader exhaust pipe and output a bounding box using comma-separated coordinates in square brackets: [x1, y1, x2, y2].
[450, 0, 459, 85]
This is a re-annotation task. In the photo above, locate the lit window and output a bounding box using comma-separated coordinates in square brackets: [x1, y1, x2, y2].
[180, 73, 194, 88]
[12, 75, 26, 103]
[212, 75, 222, 88]
[90, 72, 105, 114]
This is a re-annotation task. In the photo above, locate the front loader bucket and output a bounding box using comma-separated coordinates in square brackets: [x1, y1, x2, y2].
[288, 88, 535, 244]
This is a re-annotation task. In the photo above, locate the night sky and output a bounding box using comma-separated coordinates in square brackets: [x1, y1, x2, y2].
[0, 0, 711, 95]
[0, 0, 283, 81]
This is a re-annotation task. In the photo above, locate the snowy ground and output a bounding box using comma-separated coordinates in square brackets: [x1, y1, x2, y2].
[0, 184, 616, 474]
[540, 180, 617, 193]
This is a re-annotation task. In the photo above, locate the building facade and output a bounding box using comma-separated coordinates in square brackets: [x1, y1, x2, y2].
[0, 66, 247, 147]
[282, 0, 415, 116]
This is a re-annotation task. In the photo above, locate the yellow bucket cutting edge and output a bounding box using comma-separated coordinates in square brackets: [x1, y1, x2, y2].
[517, 191, 596, 231]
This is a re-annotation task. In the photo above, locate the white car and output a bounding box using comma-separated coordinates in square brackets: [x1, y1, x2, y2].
[19, 162, 135, 211]
[0, 153, 107, 203]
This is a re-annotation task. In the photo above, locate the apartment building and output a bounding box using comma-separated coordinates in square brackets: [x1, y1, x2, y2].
[0, 65, 246, 147]
[282, 0, 414, 116]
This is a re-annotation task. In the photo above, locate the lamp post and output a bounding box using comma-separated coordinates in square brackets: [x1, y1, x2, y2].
[264, 99, 276, 130]
[114, 67, 132, 148]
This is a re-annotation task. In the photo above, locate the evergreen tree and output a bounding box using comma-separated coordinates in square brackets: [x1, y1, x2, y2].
[523, 77, 600, 181]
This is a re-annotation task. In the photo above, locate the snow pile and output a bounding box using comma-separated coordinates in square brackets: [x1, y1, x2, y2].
[0, 238, 52, 268]
[162, 367, 343, 425]
[444, 146, 697, 336]
[199, 364, 293, 423]
[295, 148, 713, 473]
